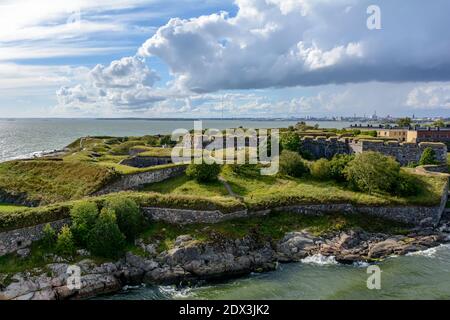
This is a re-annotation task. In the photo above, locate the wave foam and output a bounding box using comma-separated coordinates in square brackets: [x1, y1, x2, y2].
[301, 254, 338, 266]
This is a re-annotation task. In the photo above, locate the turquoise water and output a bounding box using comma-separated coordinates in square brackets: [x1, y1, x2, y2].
[0, 119, 354, 162]
[103, 245, 450, 300]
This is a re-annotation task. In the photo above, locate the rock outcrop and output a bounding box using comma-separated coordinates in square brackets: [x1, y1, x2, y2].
[1, 223, 449, 300]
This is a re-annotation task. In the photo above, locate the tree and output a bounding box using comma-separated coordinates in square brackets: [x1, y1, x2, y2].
[87, 208, 126, 259]
[433, 119, 446, 128]
[419, 147, 437, 165]
[105, 197, 143, 242]
[280, 132, 301, 152]
[396, 117, 412, 128]
[279, 150, 309, 178]
[70, 201, 99, 246]
[344, 152, 400, 194]
[55, 226, 76, 257]
[186, 162, 221, 182]
[328, 154, 355, 182]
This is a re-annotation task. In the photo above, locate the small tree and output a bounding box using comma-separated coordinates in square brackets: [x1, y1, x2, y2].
[42, 223, 57, 249]
[419, 147, 437, 166]
[70, 201, 99, 246]
[397, 117, 412, 128]
[87, 208, 126, 259]
[186, 162, 221, 182]
[279, 150, 309, 178]
[433, 119, 446, 128]
[105, 197, 143, 242]
[328, 154, 354, 182]
[344, 152, 400, 194]
[281, 132, 301, 152]
[55, 226, 76, 257]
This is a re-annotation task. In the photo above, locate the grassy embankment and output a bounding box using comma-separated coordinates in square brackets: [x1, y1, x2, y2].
[0, 136, 182, 206]
[0, 160, 118, 205]
[145, 165, 448, 210]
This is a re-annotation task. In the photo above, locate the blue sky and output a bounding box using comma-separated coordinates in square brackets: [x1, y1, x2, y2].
[1, 0, 449, 118]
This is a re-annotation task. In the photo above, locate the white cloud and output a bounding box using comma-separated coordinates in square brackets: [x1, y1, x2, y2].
[139, 0, 450, 93]
[56, 56, 166, 112]
[406, 84, 450, 109]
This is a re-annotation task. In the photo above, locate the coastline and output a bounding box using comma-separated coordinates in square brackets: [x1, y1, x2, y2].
[2, 217, 449, 300]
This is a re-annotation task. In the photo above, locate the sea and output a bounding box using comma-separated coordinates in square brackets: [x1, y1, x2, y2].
[1, 118, 449, 300]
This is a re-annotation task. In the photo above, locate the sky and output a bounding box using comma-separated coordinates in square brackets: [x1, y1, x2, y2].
[0, 0, 450, 118]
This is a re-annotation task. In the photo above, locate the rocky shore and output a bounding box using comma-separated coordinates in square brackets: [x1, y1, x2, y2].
[1, 219, 450, 300]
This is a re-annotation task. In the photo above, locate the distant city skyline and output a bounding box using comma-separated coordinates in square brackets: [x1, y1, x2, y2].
[1, 0, 450, 118]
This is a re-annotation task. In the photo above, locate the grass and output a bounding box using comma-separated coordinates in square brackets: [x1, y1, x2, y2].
[221, 166, 447, 209]
[95, 162, 183, 175]
[0, 204, 27, 214]
[0, 191, 245, 233]
[140, 211, 411, 252]
[131, 146, 173, 157]
[0, 160, 118, 205]
[140, 165, 447, 210]
[142, 175, 229, 197]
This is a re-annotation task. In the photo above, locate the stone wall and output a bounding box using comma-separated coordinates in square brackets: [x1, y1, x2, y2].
[120, 156, 172, 168]
[350, 140, 448, 166]
[143, 180, 448, 227]
[95, 165, 186, 195]
[0, 219, 70, 257]
[0, 190, 39, 207]
[301, 137, 448, 166]
[301, 137, 349, 159]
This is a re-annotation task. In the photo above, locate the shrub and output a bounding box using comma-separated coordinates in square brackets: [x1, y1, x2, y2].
[87, 208, 126, 259]
[55, 225, 76, 257]
[310, 159, 332, 181]
[328, 154, 354, 182]
[186, 162, 221, 182]
[395, 172, 420, 196]
[344, 152, 400, 194]
[42, 223, 57, 249]
[105, 197, 143, 242]
[419, 147, 438, 166]
[70, 201, 99, 246]
[281, 132, 301, 152]
[279, 150, 309, 178]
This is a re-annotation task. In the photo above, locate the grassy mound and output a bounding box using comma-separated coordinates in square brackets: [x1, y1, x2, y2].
[0, 160, 118, 205]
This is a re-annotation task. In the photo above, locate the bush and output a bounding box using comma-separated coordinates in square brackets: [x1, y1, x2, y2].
[70, 201, 99, 246]
[281, 132, 301, 152]
[395, 173, 420, 196]
[279, 150, 309, 178]
[105, 197, 143, 242]
[42, 223, 57, 249]
[87, 208, 126, 259]
[55, 225, 76, 257]
[328, 154, 354, 182]
[310, 159, 332, 181]
[186, 162, 221, 182]
[344, 152, 400, 194]
[419, 147, 438, 166]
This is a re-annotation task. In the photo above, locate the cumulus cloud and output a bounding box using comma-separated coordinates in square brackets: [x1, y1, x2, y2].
[406, 84, 450, 109]
[139, 0, 450, 93]
[56, 56, 166, 112]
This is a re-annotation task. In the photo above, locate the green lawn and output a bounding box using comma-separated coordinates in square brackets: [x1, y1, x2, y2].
[142, 174, 229, 197]
[0, 203, 27, 214]
[141, 165, 447, 210]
